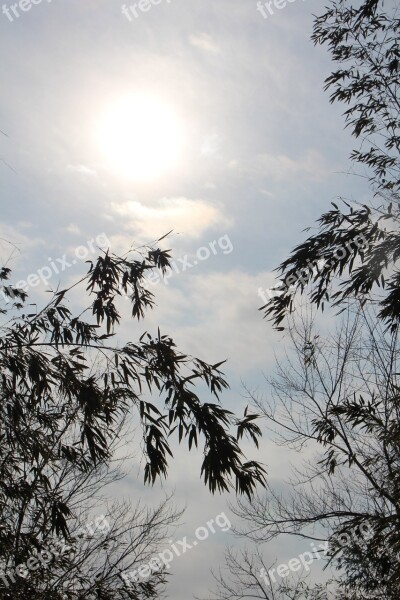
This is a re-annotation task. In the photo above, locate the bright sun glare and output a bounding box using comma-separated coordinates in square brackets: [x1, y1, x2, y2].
[97, 95, 184, 181]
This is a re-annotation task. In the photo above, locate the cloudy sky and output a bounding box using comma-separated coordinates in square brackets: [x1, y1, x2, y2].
[0, 0, 371, 598]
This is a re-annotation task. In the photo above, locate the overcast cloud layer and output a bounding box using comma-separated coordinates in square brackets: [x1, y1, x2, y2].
[0, 1, 371, 598]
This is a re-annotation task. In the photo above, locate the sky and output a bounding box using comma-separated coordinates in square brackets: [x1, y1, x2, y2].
[0, 1, 372, 598]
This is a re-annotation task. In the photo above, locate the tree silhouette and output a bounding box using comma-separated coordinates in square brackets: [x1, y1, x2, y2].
[262, 0, 400, 332]
[0, 237, 265, 598]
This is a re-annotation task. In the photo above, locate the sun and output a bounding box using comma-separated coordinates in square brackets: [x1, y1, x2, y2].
[96, 94, 184, 181]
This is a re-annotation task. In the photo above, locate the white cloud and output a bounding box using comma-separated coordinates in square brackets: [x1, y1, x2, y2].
[65, 223, 81, 235]
[110, 197, 231, 240]
[201, 134, 222, 157]
[259, 188, 275, 198]
[251, 149, 332, 182]
[131, 269, 283, 374]
[66, 164, 97, 177]
[0, 225, 45, 267]
[189, 33, 220, 53]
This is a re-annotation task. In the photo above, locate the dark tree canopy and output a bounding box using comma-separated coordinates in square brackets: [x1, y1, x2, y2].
[220, 308, 400, 600]
[0, 238, 265, 557]
[253, 1, 400, 598]
[262, 0, 400, 332]
[312, 0, 399, 195]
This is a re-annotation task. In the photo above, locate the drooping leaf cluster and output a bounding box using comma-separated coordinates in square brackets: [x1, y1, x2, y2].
[0, 239, 265, 571]
[312, 0, 399, 194]
[264, 200, 400, 331]
[226, 1, 400, 599]
[262, 0, 400, 331]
